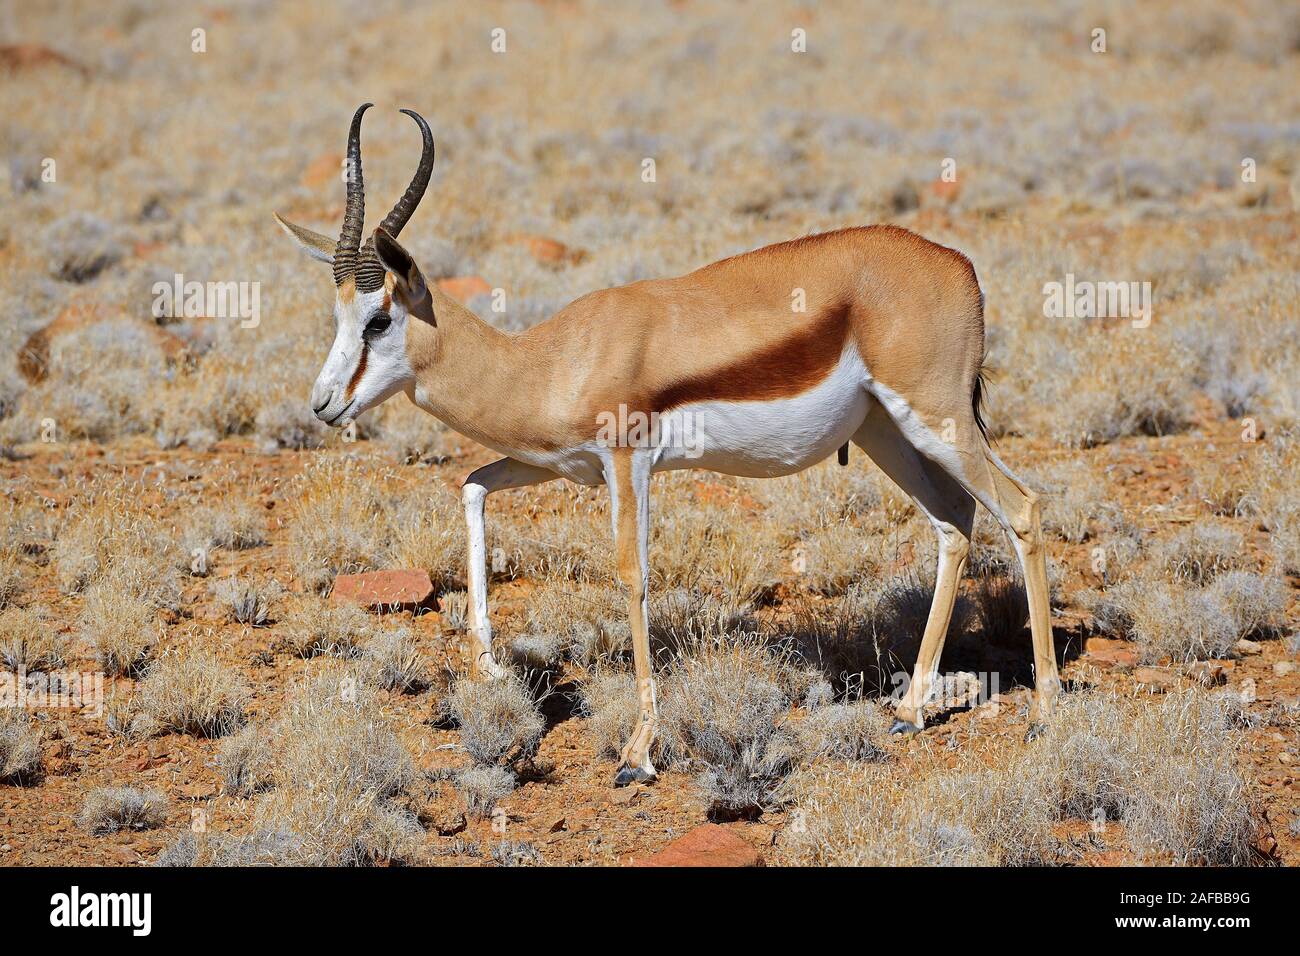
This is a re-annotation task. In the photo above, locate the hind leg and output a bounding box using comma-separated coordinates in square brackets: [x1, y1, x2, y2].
[868, 384, 1060, 725]
[853, 406, 977, 731]
[977, 446, 1060, 727]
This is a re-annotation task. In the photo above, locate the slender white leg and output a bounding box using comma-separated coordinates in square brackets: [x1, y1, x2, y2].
[607, 448, 658, 785]
[461, 457, 558, 678]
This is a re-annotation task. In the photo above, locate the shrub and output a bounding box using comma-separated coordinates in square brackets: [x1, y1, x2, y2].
[79, 589, 157, 677]
[276, 601, 374, 658]
[0, 607, 67, 671]
[78, 787, 169, 834]
[577, 671, 639, 759]
[135, 647, 250, 737]
[453, 765, 516, 819]
[0, 709, 42, 784]
[446, 675, 545, 766]
[657, 639, 797, 816]
[366, 628, 429, 693]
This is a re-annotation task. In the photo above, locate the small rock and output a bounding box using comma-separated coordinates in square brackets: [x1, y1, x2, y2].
[1234, 639, 1264, 656]
[929, 178, 961, 204]
[633, 823, 763, 868]
[608, 785, 643, 806]
[436, 276, 492, 304]
[546, 815, 566, 833]
[1274, 661, 1296, 677]
[0, 44, 88, 76]
[330, 569, 435, 613]
[1134, 666, 1176, 691]
[1084, 637, 1139, 669]
[505, 234, 587, 267]
[433, 810, 467, 837]
[301, 152, 343, 189]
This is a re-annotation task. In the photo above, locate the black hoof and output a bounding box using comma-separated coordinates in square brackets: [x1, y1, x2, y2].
[888, 719, 922, 736]
[1024, 722, 1047, 742]
[613, 765, 654, 788]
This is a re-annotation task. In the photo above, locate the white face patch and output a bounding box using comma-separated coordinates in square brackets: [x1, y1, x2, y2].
[310, 285, 416, 426]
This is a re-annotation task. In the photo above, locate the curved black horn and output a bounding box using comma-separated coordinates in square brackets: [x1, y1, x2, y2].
[377, 108, 435, 238]
[333, 102, 373, 286]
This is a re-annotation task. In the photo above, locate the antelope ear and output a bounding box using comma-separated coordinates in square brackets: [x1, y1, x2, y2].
[373, 226, 428, 306]
[273, 213, 335, 265]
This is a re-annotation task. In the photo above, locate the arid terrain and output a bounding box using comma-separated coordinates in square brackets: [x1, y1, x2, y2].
[1, 0, 1298, 867]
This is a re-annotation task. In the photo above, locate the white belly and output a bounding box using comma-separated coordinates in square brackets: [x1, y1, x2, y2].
[650, 346, 872, 478]
[492, 347, 872, 485]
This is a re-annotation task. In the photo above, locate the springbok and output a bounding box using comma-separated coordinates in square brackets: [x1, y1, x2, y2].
[276, 105, 1061, 785]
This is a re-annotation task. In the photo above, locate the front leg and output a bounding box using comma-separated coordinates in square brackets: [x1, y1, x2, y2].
[461, 457, 558, 678]
[607, 449, 658, 786]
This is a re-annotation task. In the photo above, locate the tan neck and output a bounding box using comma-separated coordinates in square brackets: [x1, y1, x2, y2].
[405, 288, 555, 452]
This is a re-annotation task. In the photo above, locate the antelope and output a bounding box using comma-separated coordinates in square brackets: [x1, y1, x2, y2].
[275, 105, 1061, 786]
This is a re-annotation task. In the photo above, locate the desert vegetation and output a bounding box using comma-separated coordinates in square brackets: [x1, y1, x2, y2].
[0, 0, 1296, 867]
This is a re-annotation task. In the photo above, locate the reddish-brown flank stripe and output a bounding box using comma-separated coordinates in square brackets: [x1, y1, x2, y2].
[649, 302, 851, 412]
[345, 345, 368, 399]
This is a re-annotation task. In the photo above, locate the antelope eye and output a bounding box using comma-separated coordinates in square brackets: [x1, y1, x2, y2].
[365, 313, 391, 335]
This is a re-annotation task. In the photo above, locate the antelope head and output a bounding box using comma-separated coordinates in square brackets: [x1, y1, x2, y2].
[274, 103, 436, 427]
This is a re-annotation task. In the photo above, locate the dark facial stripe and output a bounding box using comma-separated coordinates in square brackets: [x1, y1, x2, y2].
[345, 344, 368, 400]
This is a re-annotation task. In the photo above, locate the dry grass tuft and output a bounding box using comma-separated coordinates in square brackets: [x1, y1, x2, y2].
[79, 588, 158, 677]
[491, 840, 543, 866]
[1156, 523, 1246, 584]
[186, 501, 268, 554]
[135, 646, 250, 737]
[782, 687, 1254, 866]
[215, 577, 281, 626]
[186, 672, 423, 865]
[155, 828, 307, 867]
[0, 709, 42, 784]
[0, 545, 25, 608]
[439, 590, 469, 633]
[365, 628, 429, 693]
[78, 786, 169, 834]
[217, 725, 277, 797]
[453, 765, 517, 819]
[577, 671, 639, 759]
[446, 675, 546, 766]
[658, 637, 798, 816]
[275, 601, 375, 658]
[794, 701, 891, 762]
[1090, 569, 1288, 662]
[0, 606, 67, 671]
[1038, 689, 1255, 865]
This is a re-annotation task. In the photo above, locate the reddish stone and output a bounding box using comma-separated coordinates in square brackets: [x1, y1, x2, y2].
[0, 44, 88, 76]
[930, 178, 961, 203]
[330, 569, 435, 613]
[505, 234, 587, 267]
[436, 276, 492, 303]
[301, 152, 343, 189]
[633, 823, 763, 868]
[1084, 637, 1138, 668]
[1134, 666, 1176, 691]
